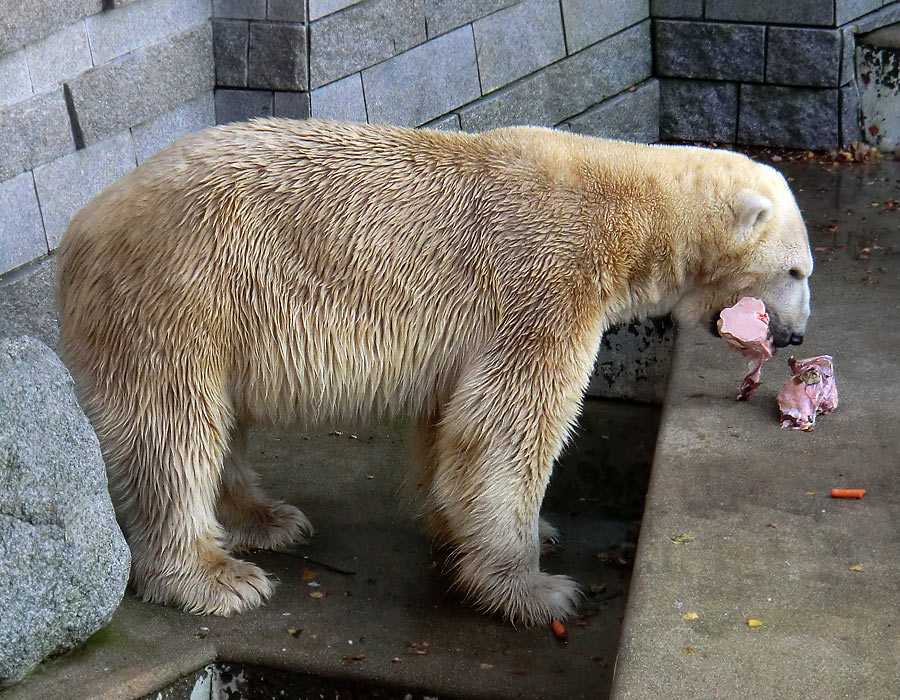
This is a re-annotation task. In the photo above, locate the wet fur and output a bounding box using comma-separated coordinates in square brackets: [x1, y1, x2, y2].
[56, 119, 811, 624]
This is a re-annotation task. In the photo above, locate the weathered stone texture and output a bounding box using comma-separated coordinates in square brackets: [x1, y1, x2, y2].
[213, 19, 249, 87]
[273, 92, 311, 120]
[561, 0, 649, 53]
[0, 89, 74, 183]
[212, 0, 265, 19]
[309, 0, 360, 21]
[131, 91, 215, 162]
[33, 129, 138, 248]
[248, 22, 308, 90]
[654, 20, 765, 82]
[310, 0, 426, 88]
[267, 0, 306, 21]
[0, 173, 46, 274]
[362, 26, 480, 127]
[85, 0, 212, 65]
[659, 79, 737, 142]
[840, 83, 862, 147]
[649, 0, 702, 17]
[460, 20, 651, 132]
[215, 88, 273, 124]
[0, 0, 102, 55]
[473, 0, 566, 93]
[767, 27, 842, 87]
[704, 0, 834, 26]
[738, 84, 840, 150]
[25, 21, 93, 95]
[311, 73, 368, 122]
[422, 113, 461, 130]
[68, 23, 214, 146]
[836, 0, 882, 26]
[0, 49, 32, 107]
[0, 336, 130, 687]
[565, 79, 659, 143]
[425, 0, 518, 38]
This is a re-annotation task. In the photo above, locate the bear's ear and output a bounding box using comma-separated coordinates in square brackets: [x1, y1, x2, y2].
[733, 190, 773, 237]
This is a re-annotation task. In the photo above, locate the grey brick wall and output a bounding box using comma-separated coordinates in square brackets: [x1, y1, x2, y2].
[0, 0, 215, 278]
[652, 0, 900, 150]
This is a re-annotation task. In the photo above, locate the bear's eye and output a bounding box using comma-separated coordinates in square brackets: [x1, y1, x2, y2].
[789, 268, 804, 280]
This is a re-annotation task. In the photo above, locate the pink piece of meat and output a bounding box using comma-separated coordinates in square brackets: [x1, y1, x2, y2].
[777, 355, 838, 431]
[717, 297, 774, 400]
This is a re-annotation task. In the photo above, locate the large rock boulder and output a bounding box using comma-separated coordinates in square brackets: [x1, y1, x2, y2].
[0, 336, 130, 687]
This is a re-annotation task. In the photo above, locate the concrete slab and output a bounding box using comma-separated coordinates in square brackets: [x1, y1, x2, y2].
[4, 400, 658, 700]
[611, 161, 900, 699]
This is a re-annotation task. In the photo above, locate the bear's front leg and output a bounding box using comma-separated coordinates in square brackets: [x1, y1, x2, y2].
[428, 344, 590, 625]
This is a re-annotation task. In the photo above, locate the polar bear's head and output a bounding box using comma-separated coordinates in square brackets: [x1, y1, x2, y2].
[673, 162, 813, 348]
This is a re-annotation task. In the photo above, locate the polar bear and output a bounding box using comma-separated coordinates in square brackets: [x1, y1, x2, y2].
[56, 119, 812, 624]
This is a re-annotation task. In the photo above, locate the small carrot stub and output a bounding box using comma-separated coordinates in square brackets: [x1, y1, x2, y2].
[551, 619, 568, 640]
[830, 488, 866, 499]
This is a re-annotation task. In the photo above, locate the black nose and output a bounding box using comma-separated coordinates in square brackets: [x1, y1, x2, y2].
[789, 333, 804, 346]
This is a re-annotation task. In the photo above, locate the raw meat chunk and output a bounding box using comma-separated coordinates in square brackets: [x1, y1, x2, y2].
[717, 297, 774, 400]
[777, 355, 838, 431]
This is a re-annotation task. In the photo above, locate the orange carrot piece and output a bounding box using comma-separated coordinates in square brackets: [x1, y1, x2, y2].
[830, 488, 866, 499]
[551, 619, 568, 640]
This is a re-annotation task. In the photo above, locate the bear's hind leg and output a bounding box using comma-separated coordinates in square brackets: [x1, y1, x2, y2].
[217, 422, 314, 554]
[96, 372, 274, 616]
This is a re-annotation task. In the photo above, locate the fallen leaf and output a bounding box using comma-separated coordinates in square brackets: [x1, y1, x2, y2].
[682, 612, 699, 620]
[343, 653, 366, 665]
[683, 647, 697, 654]
[300, 569, 318, 582]
[849, 565, 864, 572]
[479, 663, 494, 670]
[805, 491, 816, 496]
[670, 533, 697, 544]
[748, 618, 763, 628]
[391, 657, 402, 663]
[589, 582, 607, 595]
[287, 628, 303, 638]
[407, 640, 430, 655]
[768, 522, 778, 529]
[309, 591, 327, 599]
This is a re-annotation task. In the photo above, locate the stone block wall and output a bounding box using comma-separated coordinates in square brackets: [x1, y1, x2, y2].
[211, 0, 659, 141]
[0, 0, 215, 276]
[653, 0, 900, 150]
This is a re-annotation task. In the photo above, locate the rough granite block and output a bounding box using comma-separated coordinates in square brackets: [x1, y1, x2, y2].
[422, 113, 461, 130]
[840, 84, 861, 146]
[310, 73, 367, 121]
[310, 0, 361, 20]
[212, 0, 266, 19]
[767, 27, 842, 87]
[425, 0, 518, 38]
[705, 0, 834, 26]
[565, 79, 659, 143]
[654, 20, 765, 82]
[86, 0, 212, 65]
[0, 0, 102, 55]
[68, 23, 214, 146]
[215, 88, 273, 123]
[248, 22, 307, 90]
[841, 26, 856, 85]
[739, 85, 840, 150]
[473, 0, 566, 93]
[459, 20, 651, 132]
[213, 19, 249, 87]
[362, 25, 480, 126]
[836, 0, 882, 25]
[649, 0, 702, 17]
[310, 0, 426, 88]
[0, 49, 32, 107]
[561, 0, 649, 53]
[25, 21, 93, 95]
[131, 91, 215, 162]
[267, 0, 306, 21]
[0, 172, 47, 274]
[0, 89, 74, 183]
[273, 92, 311, 119]
[659, 78, 737, 142]
[33, 129, 137, 249]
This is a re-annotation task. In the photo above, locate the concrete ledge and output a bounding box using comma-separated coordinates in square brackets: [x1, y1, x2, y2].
[611, 161, 900, 700]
